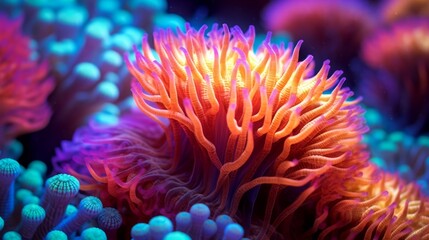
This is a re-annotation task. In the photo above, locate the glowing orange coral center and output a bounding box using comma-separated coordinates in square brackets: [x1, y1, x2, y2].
[127, 23, 367, 236]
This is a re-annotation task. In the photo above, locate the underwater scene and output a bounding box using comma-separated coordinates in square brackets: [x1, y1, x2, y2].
[0, 0, 428, 239]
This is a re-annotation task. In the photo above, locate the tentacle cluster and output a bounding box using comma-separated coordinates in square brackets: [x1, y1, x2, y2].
[127, 23, 368, 237]
[315, 163, 429, 239]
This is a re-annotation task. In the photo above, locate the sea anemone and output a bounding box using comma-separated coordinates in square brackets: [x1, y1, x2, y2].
[127, 23, 368, 238]
[263, 0, 376, 86]
[381, 0, 429, 23]
[0, 15, 53, 147]
[360, 18, 429, 135]
[315, 163, 429, 239]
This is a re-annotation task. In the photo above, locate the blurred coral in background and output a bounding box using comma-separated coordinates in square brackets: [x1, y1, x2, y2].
[0, 0, 429, 239]
[0, 15, 53, 152]
[263, 0, 377, 87]
[360, 19, 429, 135]
[381, 0, 429, 23]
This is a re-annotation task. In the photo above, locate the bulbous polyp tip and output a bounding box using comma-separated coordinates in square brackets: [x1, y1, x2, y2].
[164, 231, 191, 240]
[21, 203, 46, 222]
[0, 158, 21, 180]
[45, 174, 80, 199]
[45, 230, 67, 240]
[81, 227, 107, 240]
[97, 207, 123, 230]
[74, 62, 100, 83]
[131, 223, 150, 239]
[79, 196, 103, 217]
[27, 160, 47, 176]
[2, 231, 22, 240]
[223, 223, 244, 240]
[175, 211, 191, 232]
[203, 219, 217, 238]
[190, 203, 211, 223]
[149, 215, 173, 237]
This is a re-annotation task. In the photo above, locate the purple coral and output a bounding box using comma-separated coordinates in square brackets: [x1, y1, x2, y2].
[53, 108, 174, 221]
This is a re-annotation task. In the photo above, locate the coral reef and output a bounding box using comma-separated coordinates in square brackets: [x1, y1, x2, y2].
[1, 0, 429, 239]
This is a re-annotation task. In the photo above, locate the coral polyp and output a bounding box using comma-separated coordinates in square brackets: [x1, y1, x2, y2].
[0, 15, 53, 148]
[127, 23, 368, 237]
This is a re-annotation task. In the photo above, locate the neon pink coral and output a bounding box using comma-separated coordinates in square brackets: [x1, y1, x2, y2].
[0, 15, 53, 146]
